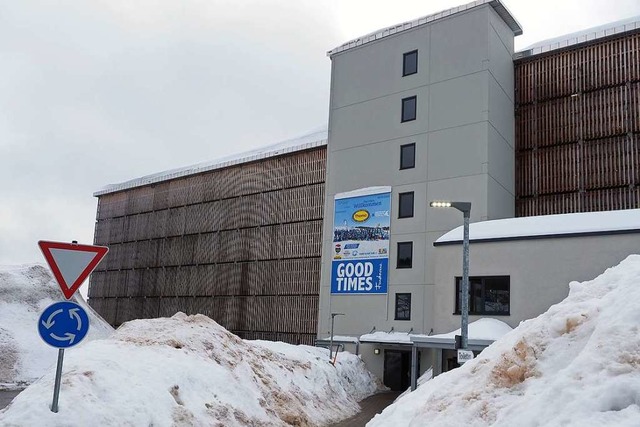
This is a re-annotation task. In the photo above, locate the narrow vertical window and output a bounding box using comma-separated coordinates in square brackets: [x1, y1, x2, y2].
[395, 293, 412, 320]
[400, 143, 416, 170]
[401, 96, 417, 122]
[403, 50, 418, 76]
[398, 192, 414, 218]
[397, 242, 413, 269]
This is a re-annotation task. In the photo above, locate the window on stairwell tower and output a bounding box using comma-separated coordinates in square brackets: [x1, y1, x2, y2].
[397, 242, 413, 269]
[395, 293, 411, 320]
[403, 50, 418, 76]
[400, 143, 416, 170]
[398, 192, 414, 218]
[401, 96, 417, 122]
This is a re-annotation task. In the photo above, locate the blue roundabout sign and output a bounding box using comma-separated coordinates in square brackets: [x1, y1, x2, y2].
[38, 301, 89, 349]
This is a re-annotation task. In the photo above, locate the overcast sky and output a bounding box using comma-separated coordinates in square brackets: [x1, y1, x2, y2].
[1, 0, 639, 270]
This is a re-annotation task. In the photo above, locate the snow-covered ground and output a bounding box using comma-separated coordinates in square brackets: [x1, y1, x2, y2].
[370, 254, 640, 427]
[0, 313, 380, 426]
[0, 264, 113, 389]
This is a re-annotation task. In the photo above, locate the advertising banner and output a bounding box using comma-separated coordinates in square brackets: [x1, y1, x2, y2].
[331, 187, 391, 294]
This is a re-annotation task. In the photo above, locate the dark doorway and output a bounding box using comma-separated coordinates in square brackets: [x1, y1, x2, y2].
[383, 350, 412, 391]
[443, 349, 459, 372]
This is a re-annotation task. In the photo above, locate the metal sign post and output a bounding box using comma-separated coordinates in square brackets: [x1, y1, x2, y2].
[51, 349, 65, 413]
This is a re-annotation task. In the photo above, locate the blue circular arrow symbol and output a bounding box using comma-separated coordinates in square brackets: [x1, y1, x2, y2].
[38, 301, 90, 348]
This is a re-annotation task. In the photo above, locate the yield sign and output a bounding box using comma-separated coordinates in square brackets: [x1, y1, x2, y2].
[38, 241, 108, 299]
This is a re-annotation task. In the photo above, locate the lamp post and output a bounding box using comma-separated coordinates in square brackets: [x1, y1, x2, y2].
[329, 313, 345, 363]
[430, 201, 471, 349]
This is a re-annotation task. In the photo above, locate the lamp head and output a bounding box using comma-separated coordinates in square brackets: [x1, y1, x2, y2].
[430, 200, 471, 215]
[430, 201, 451, 208]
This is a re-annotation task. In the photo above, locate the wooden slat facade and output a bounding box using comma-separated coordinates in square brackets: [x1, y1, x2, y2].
[89, 147, 325, 346]
[515, 30, 640, 216]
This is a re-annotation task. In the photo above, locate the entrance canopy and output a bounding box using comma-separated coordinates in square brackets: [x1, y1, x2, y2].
[409, 319, 512, 390]
[411, 318, 512, 350]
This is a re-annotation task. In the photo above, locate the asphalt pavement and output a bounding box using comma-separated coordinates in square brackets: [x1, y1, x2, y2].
[332, 391, 401, 426]
[0, 390, 22, 410]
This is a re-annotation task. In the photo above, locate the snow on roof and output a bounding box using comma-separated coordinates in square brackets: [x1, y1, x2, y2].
[435, 209, 640, 245]
[515, 15, 640, 59]
[427, 318, 512, 341]
[318, 335, 360, 344]
[410, 318, 512, 349]
[359, 331, 414, 345]
[93, 126, 328, 197]
[358, 319, 511, 346]
[327, 0, 522, 57]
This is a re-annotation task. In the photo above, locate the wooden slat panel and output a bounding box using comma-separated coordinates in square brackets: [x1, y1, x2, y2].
[515, 31, 640, 217]
[91, 148, 326, 345]
[142, 297, 160, 319]
[88, 271, 107, 298]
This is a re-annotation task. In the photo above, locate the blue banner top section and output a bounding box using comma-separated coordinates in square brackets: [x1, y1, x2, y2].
[334, 192, 391, 232]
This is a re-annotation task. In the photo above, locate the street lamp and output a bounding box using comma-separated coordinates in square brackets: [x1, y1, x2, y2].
[329, 313, 345, 363]
[430, 201, 471, 349]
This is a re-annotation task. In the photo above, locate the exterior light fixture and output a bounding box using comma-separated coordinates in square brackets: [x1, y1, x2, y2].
[430, 201, 451, 208]
[429, 200, 472, 351]
[374, 348, 380, 355]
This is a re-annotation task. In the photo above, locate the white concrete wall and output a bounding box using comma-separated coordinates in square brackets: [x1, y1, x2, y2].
[433, 233, 640, 333]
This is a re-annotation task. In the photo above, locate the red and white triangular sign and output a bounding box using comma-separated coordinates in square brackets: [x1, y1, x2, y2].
[38, 241, 109, 299]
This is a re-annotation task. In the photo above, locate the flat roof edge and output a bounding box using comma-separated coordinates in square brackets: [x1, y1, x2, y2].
[410, 336, 494, 350]
[93, 136, 328, 197]
[514, 17, 640, 59]
[327, 0, 522, 57]
[489, 0, 522, 36]
[434, 228, 640, 246]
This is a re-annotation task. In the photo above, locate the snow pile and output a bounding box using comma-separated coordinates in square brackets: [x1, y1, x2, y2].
[0, 313, 380, 426]
[0, 264, 113, 389]
[370, 254, 640, 427]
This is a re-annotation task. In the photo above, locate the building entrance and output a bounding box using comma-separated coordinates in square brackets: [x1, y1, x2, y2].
[383, 350, 411, 391]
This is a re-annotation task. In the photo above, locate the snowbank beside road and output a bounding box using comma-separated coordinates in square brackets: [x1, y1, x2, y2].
[0, 264, 113, 389]
[0, 313, 380, 426]
[370, 254, 640, 427]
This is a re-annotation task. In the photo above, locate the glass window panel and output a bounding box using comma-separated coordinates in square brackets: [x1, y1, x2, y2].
[402, 96, 417, 122]
[397, 242, 413, 269]
[403, 50, 418, 76]
[395, 293, 411, 320]
[398, 192, 414, 218]
[455, 276, 510, 315]
[400, 143, 415, 169]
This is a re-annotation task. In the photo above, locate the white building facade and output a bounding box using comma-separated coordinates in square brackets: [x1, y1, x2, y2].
[317, 0, 522, 388]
